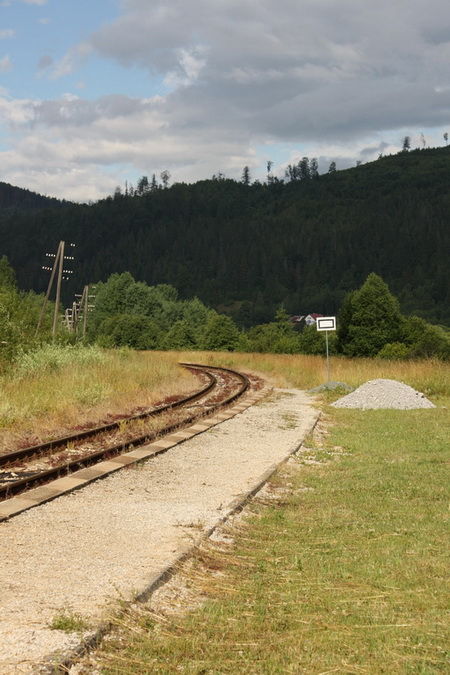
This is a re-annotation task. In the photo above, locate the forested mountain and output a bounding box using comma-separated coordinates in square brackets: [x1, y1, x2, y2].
[0, 146, 449, 326]
[0, 181, 68, 212]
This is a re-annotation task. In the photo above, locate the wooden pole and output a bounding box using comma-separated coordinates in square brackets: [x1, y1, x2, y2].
[82, 285, 89, 337]
[52, 241, 65, 337]
[36, 241, 63, 337]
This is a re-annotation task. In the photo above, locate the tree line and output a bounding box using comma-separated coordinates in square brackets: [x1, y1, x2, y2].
[0, 254, 448, 371]
[0, 145, 449, 329]
[88, 271, 448, 359]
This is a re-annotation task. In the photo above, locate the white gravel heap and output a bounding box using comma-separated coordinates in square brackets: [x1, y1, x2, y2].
[331, 378, 435, 410]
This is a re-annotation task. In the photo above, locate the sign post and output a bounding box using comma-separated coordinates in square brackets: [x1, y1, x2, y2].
[316, 316, 337, 383]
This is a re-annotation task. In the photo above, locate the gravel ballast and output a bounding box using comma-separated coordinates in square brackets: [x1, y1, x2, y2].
[331, 378, 435, 410]
[0, 388, 319, 674]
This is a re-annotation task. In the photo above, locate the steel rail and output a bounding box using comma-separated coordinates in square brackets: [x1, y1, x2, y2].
[180, 362, 250, 405]
[0, 364, 250, 501]
[0, 366, 216, 468]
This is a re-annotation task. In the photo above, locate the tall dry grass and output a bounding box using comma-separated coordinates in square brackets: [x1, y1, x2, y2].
[1, 347, 448, 451]
[181, 351, 450, 399]
[0, 347, 194, 450]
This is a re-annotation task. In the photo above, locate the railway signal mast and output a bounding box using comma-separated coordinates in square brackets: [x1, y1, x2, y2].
[36, 241, 75, 337]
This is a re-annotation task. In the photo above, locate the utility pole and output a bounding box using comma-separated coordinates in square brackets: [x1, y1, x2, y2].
[36, 241, 75, 337]
[52, 240, 65, 336]
[73, 284, 95, 337]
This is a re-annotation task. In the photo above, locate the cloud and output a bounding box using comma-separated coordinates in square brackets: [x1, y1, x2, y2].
[3, 0, 450, 200]
[0, 55, 12, 72]
[85, 0, 450, 146]
[0, 29, 15, 39]
[0, 90, 259, 199]
[49, 43, 93, 80]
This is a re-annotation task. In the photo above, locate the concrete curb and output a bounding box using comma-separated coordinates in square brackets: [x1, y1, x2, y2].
[35, 392, 321, 675]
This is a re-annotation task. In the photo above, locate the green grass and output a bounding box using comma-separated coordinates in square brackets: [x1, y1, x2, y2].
[92, 393, 449, 674]
[49, 609, 91, 633]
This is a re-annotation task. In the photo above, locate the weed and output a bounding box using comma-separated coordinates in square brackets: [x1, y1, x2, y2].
[0, 351, 196, 449]
[279, 412, 298, 429]
[49, 610, 90, 633]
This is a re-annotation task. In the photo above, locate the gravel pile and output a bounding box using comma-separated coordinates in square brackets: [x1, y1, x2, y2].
[331, 378, 435, 410]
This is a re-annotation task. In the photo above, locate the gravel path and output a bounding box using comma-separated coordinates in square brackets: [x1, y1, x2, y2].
[0, 388, 319, 674]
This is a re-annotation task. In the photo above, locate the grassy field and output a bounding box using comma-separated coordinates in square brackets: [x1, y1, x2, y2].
[2, 348, 449, 672]
[35, 349, 445, 675]
[0, 346, 196, 450]
[94, 404, 449, 674]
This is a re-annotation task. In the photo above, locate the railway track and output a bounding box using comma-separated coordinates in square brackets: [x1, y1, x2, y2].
[0, 363, 252, 503]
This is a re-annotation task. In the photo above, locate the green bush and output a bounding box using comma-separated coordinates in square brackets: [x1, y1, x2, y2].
[403, 316, 450, 359]
[199, 313, 240, 351]
[377, 342, 410, 360]
[162, 319, 198, 350]
[298, 325, 337, 356]
[98, 314, 161, 349]
[14, 343, 108, 377]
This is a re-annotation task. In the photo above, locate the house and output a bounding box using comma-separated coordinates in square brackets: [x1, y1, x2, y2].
[289, 313, 323, 326]
[304, 313, 323, 326]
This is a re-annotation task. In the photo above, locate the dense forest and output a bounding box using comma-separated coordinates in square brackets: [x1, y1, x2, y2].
[0, 181, 68, 213]
[0, 146, 449, 326]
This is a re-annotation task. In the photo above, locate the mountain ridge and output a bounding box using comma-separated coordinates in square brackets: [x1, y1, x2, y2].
[1, 146, 449, 326]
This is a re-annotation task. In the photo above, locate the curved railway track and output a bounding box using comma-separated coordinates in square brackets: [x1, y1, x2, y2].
[0, 363, 252, 503]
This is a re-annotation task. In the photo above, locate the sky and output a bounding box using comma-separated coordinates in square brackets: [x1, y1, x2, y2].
[1, 0, 450, 202]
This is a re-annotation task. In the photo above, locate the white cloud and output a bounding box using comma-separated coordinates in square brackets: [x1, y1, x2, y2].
[3, 0, 450, 200]
[164, 46, 208, 89]
[0, 55, 12, 72]
[49, 43, 93, 80]
[0, 29, 15, 39]
[84, 0, 450, 145]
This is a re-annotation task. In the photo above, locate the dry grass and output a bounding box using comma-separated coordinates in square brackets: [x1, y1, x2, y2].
[180, 351, 450, 400]
[0, 349, 195, 451]
[2, 348, 448, 452]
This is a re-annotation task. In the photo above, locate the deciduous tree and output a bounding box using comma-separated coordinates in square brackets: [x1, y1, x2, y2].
[337, 273, 404, 357]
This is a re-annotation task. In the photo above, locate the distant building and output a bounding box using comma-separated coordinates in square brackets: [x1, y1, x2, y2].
[289, 313, 323, 326]
[305, 313, 323, 325]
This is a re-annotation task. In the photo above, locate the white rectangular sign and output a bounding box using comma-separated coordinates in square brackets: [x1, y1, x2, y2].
[316, 316, 336, 332]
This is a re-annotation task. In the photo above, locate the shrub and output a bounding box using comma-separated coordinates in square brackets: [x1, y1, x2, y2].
[199, 313, 240, 351]
[98, 314, 161, 349]
[298, 325, 337, 356]
[377, 342, 410, 360]
[14, 343, 108, 377]
[403, 316, 450, 359]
